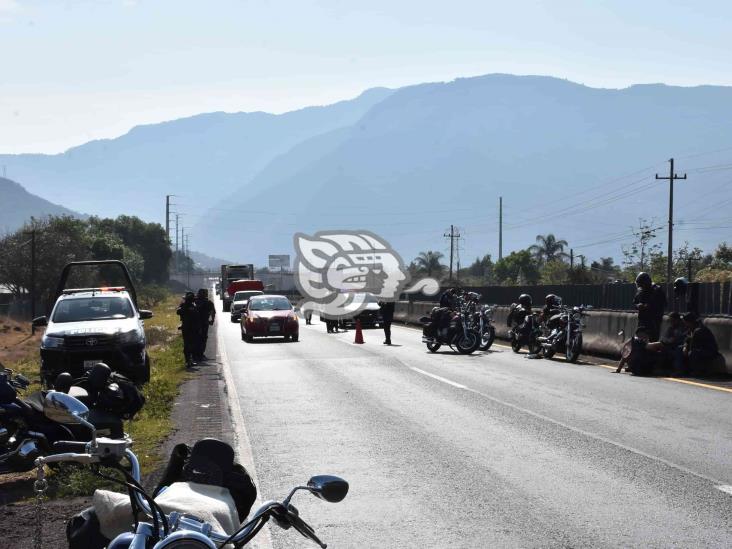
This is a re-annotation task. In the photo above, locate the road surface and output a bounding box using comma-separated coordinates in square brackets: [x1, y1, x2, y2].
[217, 307, 732, 548]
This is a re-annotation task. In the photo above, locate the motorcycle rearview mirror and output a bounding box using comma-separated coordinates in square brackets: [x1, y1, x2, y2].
[307, 475, 349, 503]
[44, 390, 89, 424]
[32, 316, 47, 327]
[44, 391, 97, 446]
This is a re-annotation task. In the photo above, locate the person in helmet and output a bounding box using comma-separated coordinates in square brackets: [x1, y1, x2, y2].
[541, 294, 563, 331]
[633, 272, 666, 342]
[194, 288, 216, 361]
[439, 288, 458, 309]
[177, 292, 200, 368]
[507, 293, 533, 333]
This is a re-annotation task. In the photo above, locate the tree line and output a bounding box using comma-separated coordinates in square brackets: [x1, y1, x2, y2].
[0, 215, 171, 311]
[410, 233, 732, 286]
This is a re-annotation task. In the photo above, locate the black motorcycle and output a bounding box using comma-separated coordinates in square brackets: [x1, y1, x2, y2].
[538, 305, 590, 363]
[420, 305, 481, 354]
[508, 307, 543, 355]
[0, 363, 140, 473]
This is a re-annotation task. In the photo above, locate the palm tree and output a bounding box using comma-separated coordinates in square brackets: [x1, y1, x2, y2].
[529, 234, 569, 264]
[414, 250, 445, 277]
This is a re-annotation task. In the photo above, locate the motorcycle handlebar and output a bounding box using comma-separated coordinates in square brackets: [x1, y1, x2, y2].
[51, 441, 90, 454]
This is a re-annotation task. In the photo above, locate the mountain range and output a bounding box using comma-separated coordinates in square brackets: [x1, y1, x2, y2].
[3, 74, 732, 264]
[0, 177, 81, 234]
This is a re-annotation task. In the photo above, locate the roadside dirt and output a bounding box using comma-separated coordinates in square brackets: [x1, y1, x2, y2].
[0, 317, 40, 364]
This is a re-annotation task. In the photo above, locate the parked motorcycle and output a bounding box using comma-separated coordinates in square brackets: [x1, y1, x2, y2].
[31, 391, 348, 549]
[459, 292, 496, 351]
[508, 309, 543, 355]
[0, 363, 140, 474]
[420, 303, 481, 354]
[538, 305, 591, 363]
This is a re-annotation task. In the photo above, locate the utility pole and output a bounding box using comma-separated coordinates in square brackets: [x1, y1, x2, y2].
[443, 225, 461, 281]
[682, 251, 702, 282]
[23, 230, 37, 333]
[165, 195, 171, 245]
[570, 248, 574, 270]
[174, 214, 180, 273]
[656, 158, 687, 285]
[498, 197, 503, 261]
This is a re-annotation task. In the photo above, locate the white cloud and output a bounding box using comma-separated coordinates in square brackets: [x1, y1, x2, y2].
[0, 0, 19, 22]
[0, 0, 19, 13]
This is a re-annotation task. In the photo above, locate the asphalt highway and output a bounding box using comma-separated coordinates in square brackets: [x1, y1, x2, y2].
[217, 310, 732, 548]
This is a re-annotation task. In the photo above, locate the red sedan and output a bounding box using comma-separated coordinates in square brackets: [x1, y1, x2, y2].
[240, 295, 299, 342]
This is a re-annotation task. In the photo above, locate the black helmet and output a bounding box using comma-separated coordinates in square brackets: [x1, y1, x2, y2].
[673, 277, 688, 296]
[635, 272, 651, 287]
[518, 294, 532, 308]
[545, 294, 559, 307]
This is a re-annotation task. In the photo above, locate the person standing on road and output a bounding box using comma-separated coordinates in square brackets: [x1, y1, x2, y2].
[379, 300, 395, 345]
[194, 288, 216, 361]
[304, 310, 313, 325]
[177, 292, 200, 368]
[633, 272, 666, 342]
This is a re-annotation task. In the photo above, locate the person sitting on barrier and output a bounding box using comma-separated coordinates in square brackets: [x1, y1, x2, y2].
[681, 312, 720, 376]
[658, 312, 688, 373]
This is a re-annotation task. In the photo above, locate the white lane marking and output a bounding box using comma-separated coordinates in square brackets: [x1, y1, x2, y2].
[716, 485, 732, 496]
[408, 364, 727, 488]
[410, 367, 468, 389]
[216, 308, 274, 548]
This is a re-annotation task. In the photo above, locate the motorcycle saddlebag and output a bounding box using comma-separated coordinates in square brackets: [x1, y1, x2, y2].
[153, 439, 257, 522]
[67, 506, 110, 549]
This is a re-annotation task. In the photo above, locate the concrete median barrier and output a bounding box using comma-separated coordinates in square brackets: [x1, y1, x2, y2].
[395, 301, 732, 374]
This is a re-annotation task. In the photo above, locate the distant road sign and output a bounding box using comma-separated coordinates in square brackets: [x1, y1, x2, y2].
[269, 254, 290, 271]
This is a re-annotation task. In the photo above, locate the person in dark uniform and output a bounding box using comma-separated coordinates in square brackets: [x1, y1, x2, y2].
[541, 294, 562, 331]
[507, 294, 534, 337]
[194, 288, 216, 361]
[633, 272, 666, 342]
[304, 310, 313, 325]
[682, 312, 720, 376]
[177, 292, 200, 368]
[379, 301, 395, 345]
[439, 288, 457, 309]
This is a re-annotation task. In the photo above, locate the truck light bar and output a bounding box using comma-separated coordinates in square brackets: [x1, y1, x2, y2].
[62, 287, 127, 295]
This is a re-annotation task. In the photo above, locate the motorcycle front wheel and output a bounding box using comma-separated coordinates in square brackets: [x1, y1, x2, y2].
[511, 336, 522, 353]
[426, 342, 441, 353]
[456, 331, 480, 355]
[479, 326, 495, 351]
[528, 337, 543, 356]
[566, 334, 583, 363]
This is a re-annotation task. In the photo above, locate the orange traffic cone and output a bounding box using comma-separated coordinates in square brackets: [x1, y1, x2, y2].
[354, 319, 364, 344]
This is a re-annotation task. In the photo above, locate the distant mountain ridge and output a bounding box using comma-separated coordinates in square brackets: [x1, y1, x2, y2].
[4, 74, 732, 263]
[0, 87, 394, 223]
[0, 177, 81, 233]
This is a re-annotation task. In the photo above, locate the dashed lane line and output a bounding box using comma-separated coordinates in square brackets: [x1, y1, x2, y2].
[395, 325, 731, 395]
[409, 367, 468, 389]
[407, 363, 728, 489]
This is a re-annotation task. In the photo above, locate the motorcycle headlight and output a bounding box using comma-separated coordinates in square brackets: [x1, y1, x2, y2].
[41, 335, 64, 349]
[119, 329, 143, 344]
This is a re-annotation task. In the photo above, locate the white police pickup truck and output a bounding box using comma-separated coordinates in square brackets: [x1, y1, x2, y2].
[32, 261, 153, 386]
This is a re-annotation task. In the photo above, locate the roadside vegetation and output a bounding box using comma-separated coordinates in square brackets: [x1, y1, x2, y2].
[409, 234, 732, 286]
[1, 291, 189, 497]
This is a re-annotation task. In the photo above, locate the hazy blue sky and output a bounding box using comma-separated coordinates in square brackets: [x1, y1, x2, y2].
[2, 0, 731, 154]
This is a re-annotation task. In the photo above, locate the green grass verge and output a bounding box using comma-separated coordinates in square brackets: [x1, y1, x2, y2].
[5, 294, 191, 497]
